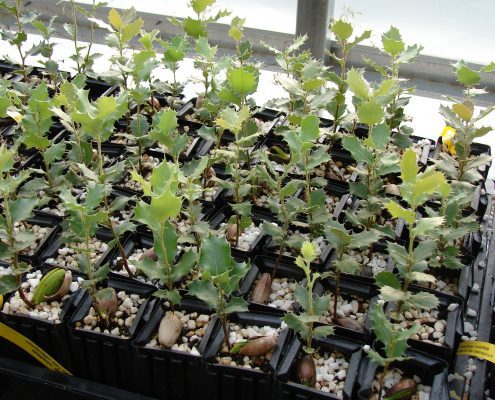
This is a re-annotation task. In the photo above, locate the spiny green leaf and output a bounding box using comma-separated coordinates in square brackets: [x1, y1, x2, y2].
[357, 99, 383, 126]
[400, 148, 418, 184]
[382, 26, 404, 56]
[331, 19, 353, 42]
[385, 200, 415, 224]
[199, 236, 231, 276]
[346, 69, 370, 100]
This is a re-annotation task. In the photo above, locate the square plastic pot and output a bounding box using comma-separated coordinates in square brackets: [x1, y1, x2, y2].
[275, 334, 363, 400]
[356, 347, 450, 400]
[201, 311, 289, 400]
[0, 270, 86, 371]
[132, 298, 219, 400]
[67, 279, 156, 391]
[237, 254, 307, 315]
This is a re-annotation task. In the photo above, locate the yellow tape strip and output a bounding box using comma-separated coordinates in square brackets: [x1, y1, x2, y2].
[457, 341, 495, 364]
[0, 294, 72, 375]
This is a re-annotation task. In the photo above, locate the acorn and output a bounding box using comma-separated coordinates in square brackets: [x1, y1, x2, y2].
[96, 287, 118, 316]
[336, 317, 364, 333]
[238, 335, 278, 357]
[141, 248, 158, 262]
[225, 224, 238, 242]
[383, 378, 417, 400]
[158, 313, 182, 348]
[251, 273, 272, 304]
[195, 95, 204, 109]
[297, 354, 316, 387]
[147, 96, 161, 112]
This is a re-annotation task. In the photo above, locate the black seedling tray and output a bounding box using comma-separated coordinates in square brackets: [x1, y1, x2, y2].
[132, 298, 218, 400]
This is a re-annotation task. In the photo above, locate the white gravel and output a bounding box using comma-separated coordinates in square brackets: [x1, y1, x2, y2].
[250, 276, 297, 311]
[75, 291, 145, 337]
[371, 368, 432, 400]
[145, 309, 210, 355]
[219, 223, 262, 252]
[313, 351, 349, 396]
[2, 270, 79, 323]
[217, 323, 280, 371]
[45, 238, 108, 270]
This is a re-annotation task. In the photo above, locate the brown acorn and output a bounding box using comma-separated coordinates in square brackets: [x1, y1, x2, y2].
[383, 378, 417, 400]
[195, 95, 204, 109]
[336, 317, 364, 333]
[297, 354, 316, 387]
[158, 313, 182, 348]
[225, 224, 238, 242]
[239, 335, 278, 357]
[96, 288, 118, 316]
[43, 270, 72, 302]
[251, 273, 272, 304]
[147, 96, 161, 112]
[141, 248, 158, 262]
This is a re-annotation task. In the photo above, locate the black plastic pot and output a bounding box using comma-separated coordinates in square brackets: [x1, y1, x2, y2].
[67, 278, 156, 391]
[132, 298, 219, 400]
[201, 311, 289, 400]
[0, 271, 85, 371]
[13, 212, 62, 266]
[275, 334, 363, 400]
[84, 78, 117, 101]
[322, 241, 394, 284]
[385, 288, 463, 362]
[357, 347, 449, 400]
[208, 205, 269, 257]
[41, 227, 117, 272]
[238, 254, 306, 315]
[313, 276, 378, 343]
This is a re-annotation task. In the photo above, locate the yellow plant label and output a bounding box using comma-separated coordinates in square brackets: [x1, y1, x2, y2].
[0, 321, 72, 375]
[457, 341, 495, 364]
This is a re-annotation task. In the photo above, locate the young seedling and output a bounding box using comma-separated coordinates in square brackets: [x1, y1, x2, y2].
[128, 29, 159, 125]
[0, 145, 37, 308]
[376, 149, 445, 318]
[283, 114, 331, 234]
[283, 242, 334, 387]
[67, 89, 136, 277]
[150, 108, 188, 166]
[327, 18, 371, 133]
[436, 61, 494, 183]
[104, 7, 143, 129]
[132, 161, 198, 308]
[21, 82, 66, 196]
[0, 0, 43, 82]
[188, 236, 250, 350]
[364, 26, 422, 138]
[51, 77, 94, 166]
[342, 69, 401, 230]
[60, 182, 116, 327]
[264, 36, 331, 126]
[31, 16, 60, 88]
[214, 106, 260, 246]
[65, 0, 105, 76]
[173, 0, 230, 123]
[367, 304, 420, 400]
[250, 151, 305, 303]
[324, 220, 381, 328]
[426, 181, 478, 270]
[159, 35, 189, 109]
[179, 157, 212, 252]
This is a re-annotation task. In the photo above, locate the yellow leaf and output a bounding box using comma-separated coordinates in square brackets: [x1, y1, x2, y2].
[452, 102, 473, 122]
[301, 241, 317, 262]
[108, 9, 122, 30]
[441, 126, 456, 155]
